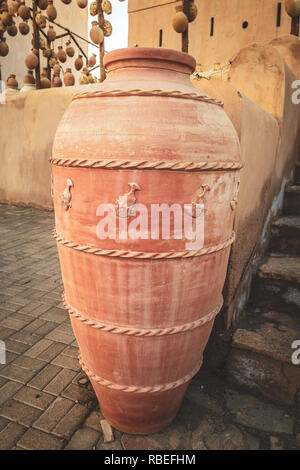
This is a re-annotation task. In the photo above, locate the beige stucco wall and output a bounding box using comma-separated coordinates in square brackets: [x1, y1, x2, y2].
[1, 2, 88, 88]
[192, 35, 300, 326]
[0, 86, 89, 210]
[128, 0, 291, 70]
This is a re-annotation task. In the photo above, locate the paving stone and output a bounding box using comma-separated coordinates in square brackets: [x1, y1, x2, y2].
[0, 399, 42, 426]
[0, 378, 6, 388]
[4, 339, 29, 355]
[243, 430, 260, 450]
[205, 425, 246, 450]
[20, 303, 52, 318]
[38, 342, 66, 362]
[17, 428, 64, 450]
[96, 439, 123, 450]
[53, 404, 90, 439]
[78, 377, 89, 386]
[44, 369, 77, 396]
[65, 427, 100, 450]
[51, 354, 80, 371]
[14, 386, 55, 410]
[227, 349, 296, 406]
[34, 321, 58, 337]
[100, 419, 114, 443]
[225, 389, 294, 435]
[232, 324, 300, 364]
[0, 381, 23, 405]
[1, 316, 31, 330]
[121, 434, 162, 451]
[270, 436, 285, 450]
[46, 329, 74, 345]
[55, 322, 74, 336]
[33, 397, 74, 432]
[61, 383, 96, 406]
[27, 364, 61, 390]
[22, 319, 48, 335]
[0, 328, 14, 341]
[13, 355, 46, 372]
[185, 383, 224, 415]
[40, 307, 67, 324]
[61, 346, 78, 359]
[0, 364, 36, 384]
[0, 417, 8, 432]
[0, 350, 18, 367]
[10, 331, 40, 346]
[0, 422, 26, 450]
[24, 339, 53, 358]
[84, 409, 103, 431]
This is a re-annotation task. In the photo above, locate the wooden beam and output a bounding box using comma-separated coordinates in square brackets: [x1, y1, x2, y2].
[182, 0, 190, 53]
[97, 0, 106, 82]
[31, 0, 41, 89]
[291, 16, 300, 36]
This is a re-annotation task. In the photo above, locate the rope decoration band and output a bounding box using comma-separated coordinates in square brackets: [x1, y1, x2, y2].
[53, 229, 235, 260]
[63, 294, 223, 337]
[72, 88, 224, 107]
[50, 157, 243, 172]
[79, 353, 202, 394]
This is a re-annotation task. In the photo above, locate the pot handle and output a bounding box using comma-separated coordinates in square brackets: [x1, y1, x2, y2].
[60, 178, 74, 211]
[230, 180, 240, 211]
[184, 184, 211, 218]
[115, 182, 141, 218]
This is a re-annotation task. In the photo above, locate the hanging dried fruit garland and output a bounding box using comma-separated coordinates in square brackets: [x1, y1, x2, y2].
[0, 0, 124, 90]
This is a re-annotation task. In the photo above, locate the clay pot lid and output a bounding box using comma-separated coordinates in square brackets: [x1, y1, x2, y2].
[103, 47, 196, 74]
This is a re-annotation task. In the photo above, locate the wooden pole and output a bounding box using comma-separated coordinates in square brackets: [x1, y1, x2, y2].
[32, 0, 41, 89]
[182, 0, 190, 53]
[291, 15, 300, 36]
[97, 0, 105, 82]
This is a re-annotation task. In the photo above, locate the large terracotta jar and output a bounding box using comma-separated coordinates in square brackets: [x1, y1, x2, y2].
[51, 47, 241, 434]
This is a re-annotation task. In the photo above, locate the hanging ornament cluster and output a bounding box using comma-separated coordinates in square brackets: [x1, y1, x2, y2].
[90, 1, 97, 16]
[285, 0, 300, 17]
[74, 54, 83, 71]
[172, 1, 198, 34]
[0, 37, 8, 56]
[76, 0, 87, 8]
[103, 19, 112, 37]
[102, 0, 112, 15]
[66, 39, 74, 57]
[0, 0, 126, 90]
[25, 48, 39, 69]
[46, 0, 57, 20]
[47, 24, 56, 41]
[64, 67, 74, 86]
[90, 20, 104, 45]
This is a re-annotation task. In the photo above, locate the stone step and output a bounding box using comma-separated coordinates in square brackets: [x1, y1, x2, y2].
[295, 162, 300, 185]
[270, 216, 300, 255]
[251, 256, 300, 314]
[283, 185, 300, 215]
[226, 311, 300, 407]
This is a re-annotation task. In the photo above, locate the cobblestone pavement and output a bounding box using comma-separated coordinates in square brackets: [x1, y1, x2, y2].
[0, 204, 298, 450]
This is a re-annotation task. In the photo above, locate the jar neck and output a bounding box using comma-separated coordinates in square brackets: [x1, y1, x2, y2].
[103, 48, 196, 86]
[106, 65, 193, 86]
